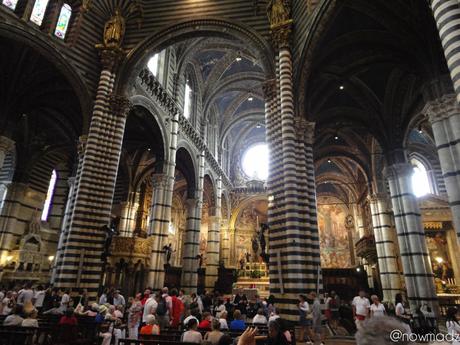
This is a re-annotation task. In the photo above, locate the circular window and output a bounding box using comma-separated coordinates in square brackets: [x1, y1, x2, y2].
[242, 143, 269, 180]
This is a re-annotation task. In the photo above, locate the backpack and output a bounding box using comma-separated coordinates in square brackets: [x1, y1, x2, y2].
[156, 297, 167, 316]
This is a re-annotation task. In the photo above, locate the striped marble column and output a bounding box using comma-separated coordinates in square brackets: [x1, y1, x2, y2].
[181, 198, 202, 292]
[0, 137, 14, 173]
[205, 177, 222, 291]
[267, 23, 320, 320]
[146, 108, 180, 289]
[430, 0, 460, 102]
[181, 151, 205, 293]
[54, 50, 132, 298]
[52, 136, 86, 285]
[147, 173, 168, 289]
[384, 162, 438, 313]
[424, 94, 460, 241]
[368, 193, 401, 303]
[118, 200, 139, 237]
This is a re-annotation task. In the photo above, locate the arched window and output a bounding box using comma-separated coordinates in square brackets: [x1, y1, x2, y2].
[411, 158, 431, 197]
[41, 170, 57, 221]
[183, 83, 192, 119]
[54, 3, 72, 39]
[30, 0, 50, 26]
[2, 0, 18, 10]
[147, 53, 159, 77]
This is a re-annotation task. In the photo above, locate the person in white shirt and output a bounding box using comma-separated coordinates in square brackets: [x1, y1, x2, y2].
[17, 283, 34, 305]
[352, 289, 370, 330]
[214, 299, 226, 319]
[219, 311, 229, 330]
[298, 294, 314, 345]
[2, 291, 13, 316]
[113, 290, 125, 307]
[142, 294, 158, 323]
[446, 307, 460, 345]
[252, 308, 268, 324]
[34, 286, 46, 311]
[59, 289, 71, 313]
[369, 295, 385, 317]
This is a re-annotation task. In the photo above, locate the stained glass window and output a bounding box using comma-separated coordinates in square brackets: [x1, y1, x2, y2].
[41, 170, 57, 221]
[30, 0, 49, 26]
[2, 0, 18, 10]
[54, 4, 72, 39]
[184, 83, 192, 119]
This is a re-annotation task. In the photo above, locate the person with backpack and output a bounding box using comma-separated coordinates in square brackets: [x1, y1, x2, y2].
[156, 289, 170, 329]
[326, 291, 340, 330]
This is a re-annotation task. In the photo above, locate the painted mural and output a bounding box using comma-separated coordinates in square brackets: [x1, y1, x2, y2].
[317, 196, 352, 268]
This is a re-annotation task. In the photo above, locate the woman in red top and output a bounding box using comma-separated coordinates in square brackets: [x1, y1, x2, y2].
[59, 308, 78, 326]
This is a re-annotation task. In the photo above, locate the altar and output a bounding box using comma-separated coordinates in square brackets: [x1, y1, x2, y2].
[233, 262, 270, 298]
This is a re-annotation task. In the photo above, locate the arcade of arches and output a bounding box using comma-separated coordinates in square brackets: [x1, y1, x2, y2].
[2, 0, 460, 321]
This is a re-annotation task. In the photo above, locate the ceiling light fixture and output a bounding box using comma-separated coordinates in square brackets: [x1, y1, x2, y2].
[248, 96, 254, 102]
[147, 148, 151, 151]
[418, 125, 423, 134]
[256, 123, 261, 129]
[236, 57, 242, 62]
[327, 158, 332, 164]
[339, 85, 344, 90]
[334, 135, 339, 140]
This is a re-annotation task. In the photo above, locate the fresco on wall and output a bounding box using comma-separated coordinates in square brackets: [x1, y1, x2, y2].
[317, 196, 352, 268]
[234, 199, 268, 264]
[426, 231, 455, 280]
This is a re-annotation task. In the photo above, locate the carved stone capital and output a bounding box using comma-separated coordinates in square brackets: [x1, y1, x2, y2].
[262, 79, 277, 100]
[152, 173, 167, 189]
[383, 163, 414, 181]
[185, 198, 200, 212]
[271, 20, 293, 49]
[0, 136, 14, 153]
[110, 95, 132, 117]
[98, 49, 125, 71]
[423, 94, 459, 124]
[296, 119, 315, 144]
[367, 193, 389, 205]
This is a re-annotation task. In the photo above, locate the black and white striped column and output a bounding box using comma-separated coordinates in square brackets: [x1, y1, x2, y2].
[430, 0, 460, 102]
[384, 162, 438, 313]
[118, 200, 139, 237]
[205, 177, 222, 291]
[424, 94, 460, 242]
[147, 173, 169, 289]
[54, 50, 132, 299]
[52, 135, 86, 285]
[181, 151, 204, 293]
[267, 24, 321, 319]
[368, 194, 401, 303]
[147, 110, 180, 289]
[181, 198, 202, 292]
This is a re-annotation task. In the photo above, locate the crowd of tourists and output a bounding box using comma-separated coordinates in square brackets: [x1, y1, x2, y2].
[1, 283, 460, 345]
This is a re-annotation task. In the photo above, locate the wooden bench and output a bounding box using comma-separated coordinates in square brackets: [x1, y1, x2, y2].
[120, 340, 197, 345]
